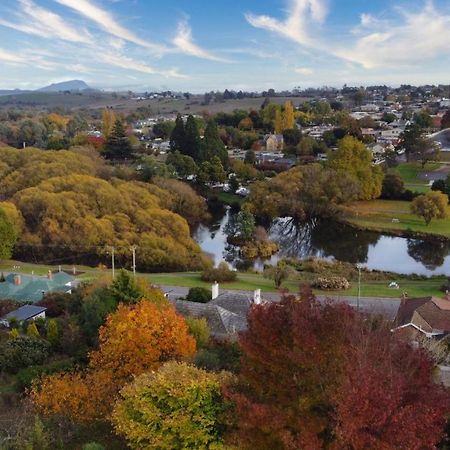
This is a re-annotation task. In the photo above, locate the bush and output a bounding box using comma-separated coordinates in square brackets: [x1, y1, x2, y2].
[201, 262, 237, 282]
[185, 287, 211, 303]
[37, 292, 72, 317]
[312, 276, 350, 291]
[15, 358, 74, 391]
[0, 336, 50, 374]
[186, 317, 210, 348]
[83, 443, 105, 450]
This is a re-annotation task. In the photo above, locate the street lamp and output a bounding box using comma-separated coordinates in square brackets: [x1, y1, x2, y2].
[356, 263, 363, 311]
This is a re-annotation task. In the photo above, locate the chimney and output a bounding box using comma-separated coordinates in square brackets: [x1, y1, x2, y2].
[14, 274, 21, 286]
[72, 266, 77, 275]
[254, 289, 261, 305]
[212, 282, 219, 300]
[47, 270, 53, 280]
[58, 265, 62, 273]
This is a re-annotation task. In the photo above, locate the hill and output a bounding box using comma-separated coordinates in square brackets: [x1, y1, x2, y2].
[38, 80, 92, 92]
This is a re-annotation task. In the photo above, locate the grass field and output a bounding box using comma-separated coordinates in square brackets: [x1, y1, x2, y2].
[346, 199, 450, 238]
[396, 162, 441, 192]
[0, 260, 445, 299]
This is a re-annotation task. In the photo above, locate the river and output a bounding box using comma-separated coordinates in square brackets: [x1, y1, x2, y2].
[193, 208, 450, 276]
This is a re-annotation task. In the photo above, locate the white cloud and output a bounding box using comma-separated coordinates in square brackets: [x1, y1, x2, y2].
[0, 0, 92, 44]
[246, 0, 450, 69]
[54, 0, 167, 52]
[295, 67, 313, 75]
[173, 20, 228, 62]
[0, 48, 27, 64]
[245, 0, 328, 48]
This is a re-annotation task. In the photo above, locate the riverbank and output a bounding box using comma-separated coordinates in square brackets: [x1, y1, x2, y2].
[343, 200, 450, 240]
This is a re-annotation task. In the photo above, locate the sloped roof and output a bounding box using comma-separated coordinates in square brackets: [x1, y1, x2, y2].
[394, 297, 450, 333]
[0, 273, 74, 303]
[3, 305, 47, 322]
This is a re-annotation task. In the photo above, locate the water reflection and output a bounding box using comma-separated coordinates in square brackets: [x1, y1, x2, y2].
[192, 210, 450, 276]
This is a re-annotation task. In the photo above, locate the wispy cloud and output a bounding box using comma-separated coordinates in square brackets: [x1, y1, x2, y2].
[295, 67, 313, 75]
[0, 48, 28, 64]
[54, 0, 167, 53]
[173, 20, 229, 62]
[0, 0, 92, 44]
[246, 0, 450, 69]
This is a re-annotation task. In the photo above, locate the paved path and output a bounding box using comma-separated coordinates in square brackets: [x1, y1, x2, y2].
[159, 285, 401, 320]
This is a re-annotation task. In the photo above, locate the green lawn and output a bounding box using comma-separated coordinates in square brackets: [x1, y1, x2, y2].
[346, 200, 450, 238]
[396, 162, 440, 193]
[213, 191, 244, 206]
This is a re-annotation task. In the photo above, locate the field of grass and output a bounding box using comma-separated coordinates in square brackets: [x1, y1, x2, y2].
[346, 199, 450, 238]
[396, 162, 440, 192]
[213, 191, 244, 206]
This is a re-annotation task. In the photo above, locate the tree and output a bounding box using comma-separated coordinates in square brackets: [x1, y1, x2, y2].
[112, 362, 231, 450]
[414, 110, 433, 129]
[46, 319, 59, 348]
[166, 151, 198, 178]
[244, 150, 256, 165]
[327, 136, 383, 200]
[0, 207, 17, 260]
[110, 269, 143, 304]
[186, 287, 211, 304]
[101, 109, 116, 139]
[26, 322, 40, 338]
[229, 175, 239, 193]
[398, 123, 423, 161]
[209, 156, 227, 183]
[382, 171, 404, 199]
[103, 119, 132, 160]
[231, 290, 450, 449]
[263, 261, 294, 288]
[186, 317, 210, 348]
[283, 128, 302, 147]
[274, 109, 283, 134]
[184, 115, 201, 160]
[412, 137, 440, 168]
[431, 178, 450, 196]
[203, 120, 228, 167]
[411, 191, 449, 225]
[441, 110, 450, 130]
[31, 299, 196, 422]
[235, 210, 256, 241]
[282, 101, 295, 131]
[170, 113, 185, 151]
[0, 336, 50, 373]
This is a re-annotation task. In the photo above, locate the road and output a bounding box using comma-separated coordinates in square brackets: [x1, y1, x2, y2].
[160, 285, 401, 320]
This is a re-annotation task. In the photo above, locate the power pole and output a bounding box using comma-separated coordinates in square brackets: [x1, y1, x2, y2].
[131, 245, 137, 277]
[111, 246, 115, 279]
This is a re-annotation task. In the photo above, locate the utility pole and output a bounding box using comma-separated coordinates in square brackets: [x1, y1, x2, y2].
[111, 246, 115, 279]
[356, 263, 362, 311]
[131, 245, 137, 277]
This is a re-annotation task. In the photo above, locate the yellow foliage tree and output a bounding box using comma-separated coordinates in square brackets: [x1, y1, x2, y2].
[31, 299, 196, 422]
[102, 109, 116, 139]
[283, 101, 295, 130]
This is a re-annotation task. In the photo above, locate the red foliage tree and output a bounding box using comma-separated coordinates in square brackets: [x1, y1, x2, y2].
[231, 289, 450, 450]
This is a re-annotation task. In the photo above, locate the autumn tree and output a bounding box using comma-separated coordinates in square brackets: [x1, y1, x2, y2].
[0, 207, 17, 260]
[112, 362, 232, 450]
[411, 191, 449, 225]
[231, 290, 450, 449]
[101, 109, 116, 139]
[327, 135, 383, 200]
[31, 299, 196, 422]
[282, 101, 295, 131]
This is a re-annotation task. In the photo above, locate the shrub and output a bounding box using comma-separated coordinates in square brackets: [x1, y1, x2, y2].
[186, 317, 210, 348]
[37, 292, 72, 317]
[15, 358, 74, 391]
[312, 276, 350, 291]
[201, 262, 237, 282]
[185, 287, 211, 303]
[0, 336, 50, 374]
[83, 443, 105, 450]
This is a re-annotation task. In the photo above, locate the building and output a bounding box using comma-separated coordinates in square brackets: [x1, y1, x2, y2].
[264, 134, 284, 152]
[392, 296, 450, 339]
[172, 283, 263, 339]
[0, 271, 77, 303]
[1, 305, 47, 327]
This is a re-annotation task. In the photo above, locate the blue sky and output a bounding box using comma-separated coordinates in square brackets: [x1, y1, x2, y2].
[0, 0, 450, 91]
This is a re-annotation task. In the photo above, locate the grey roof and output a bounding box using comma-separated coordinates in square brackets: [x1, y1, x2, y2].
[3, 305, 47, 322]
[172, 291, 257, 339]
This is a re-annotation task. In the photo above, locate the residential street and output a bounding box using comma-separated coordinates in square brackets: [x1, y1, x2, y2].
[160, 285, 401, 320]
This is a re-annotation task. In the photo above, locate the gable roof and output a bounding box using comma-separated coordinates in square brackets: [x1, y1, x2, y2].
[3, 305, 47, 322]
[394, 296, 450, 334]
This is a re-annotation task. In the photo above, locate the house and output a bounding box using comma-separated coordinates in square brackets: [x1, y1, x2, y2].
[1, 305, 47, 327]
[172, 283, 263, 339]
[392, 296, 450, 339]
[264, 134, 284, 152]
[0, 271, 77, 303]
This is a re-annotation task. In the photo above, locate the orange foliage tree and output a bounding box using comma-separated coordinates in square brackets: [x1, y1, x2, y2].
[31, 299, 196, 422]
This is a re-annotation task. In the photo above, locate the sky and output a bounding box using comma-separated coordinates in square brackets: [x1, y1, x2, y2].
[0, 0, 450, 92]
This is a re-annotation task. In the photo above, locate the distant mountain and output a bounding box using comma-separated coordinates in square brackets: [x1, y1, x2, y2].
[0, 89, 31, 97]
[37, 80, 92, 92]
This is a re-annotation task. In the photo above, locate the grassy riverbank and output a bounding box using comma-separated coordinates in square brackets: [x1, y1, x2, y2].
[345, 200, 450, 239]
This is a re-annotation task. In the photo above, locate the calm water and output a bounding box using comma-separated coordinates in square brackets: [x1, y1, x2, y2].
[193, 208, 450, 276]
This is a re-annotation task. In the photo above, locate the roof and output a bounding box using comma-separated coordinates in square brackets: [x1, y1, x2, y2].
[0, 272, 75, 303]
[172, 291, 257, 339]
[394, 297, 450, 334]
[3, 305, 47, 322]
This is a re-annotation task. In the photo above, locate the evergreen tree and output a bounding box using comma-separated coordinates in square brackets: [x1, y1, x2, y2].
[110, 270, 143, 304]
[183, 115, 201, 160]
[104, 119, 132, 160]
[169, 113, 185, 152]
[47, 319, 59, 348]
[202, 120, 229, 168]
